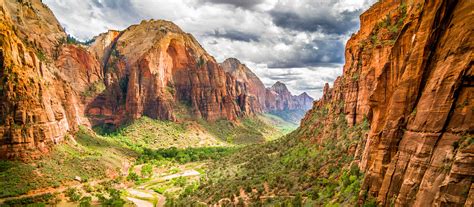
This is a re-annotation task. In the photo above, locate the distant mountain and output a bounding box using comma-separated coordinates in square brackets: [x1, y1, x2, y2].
[221, 59, 314, 124]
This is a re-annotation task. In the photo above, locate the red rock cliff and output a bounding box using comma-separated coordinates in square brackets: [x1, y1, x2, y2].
[0, 0, 88, 159]
[85, 20, 254, 126]
[300, 0, 473, 206]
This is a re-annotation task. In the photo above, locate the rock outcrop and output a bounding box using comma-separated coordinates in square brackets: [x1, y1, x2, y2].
[85, 20, 252, 127]
[300, 0, 473, 206]
[266, 81, 313, 112]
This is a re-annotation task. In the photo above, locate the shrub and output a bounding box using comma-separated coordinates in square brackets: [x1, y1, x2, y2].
[98, 189, 125, 207]
[141, 164, 153, 178]
[127, 171, 139, 182]
[65, 188, 82, 202]
[79, 196, 92, 207]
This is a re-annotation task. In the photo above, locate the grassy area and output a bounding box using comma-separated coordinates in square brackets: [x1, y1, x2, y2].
[198, 115, 292, 144]
[258, 113, 298, 137]
[138, 147, 238, 164]
[95, 115, 288, 148]
[268, 109, 308, 124]
[94, 117, 229, 149]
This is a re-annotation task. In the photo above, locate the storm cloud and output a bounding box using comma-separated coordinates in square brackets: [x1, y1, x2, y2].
[270, 10, 361, 35]
[209, 29, 260, 42]
[43, 0, 376, 98]
[198, 0, 266, 9]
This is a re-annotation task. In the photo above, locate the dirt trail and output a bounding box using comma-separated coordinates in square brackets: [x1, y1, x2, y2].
[161, 169, 200, 180]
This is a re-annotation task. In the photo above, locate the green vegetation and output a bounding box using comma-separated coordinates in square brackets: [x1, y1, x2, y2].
[259, 113, 298, 136]
[81, 81, 106, 97]
[94, 116, 227, 150]
[35, 50, 46, 62]
[138, 147, 237, 164]
[1, 193, 58, 207]
[65, 188, 82, 202]
[370, 3, 408, 46]
[0, 112, 303, 205]
[173, 102, 370, 206]
[97, 189, 126, 207]
[198, 116, 291, 144]
[196, 56, 206, 68]
[65, 34, 95, 45]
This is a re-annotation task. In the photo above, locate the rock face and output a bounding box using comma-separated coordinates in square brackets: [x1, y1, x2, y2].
[0, 0, 87, 159]
[220, 58, 266, 114]
[0, 0, 265, 159]
[300, 0, 473, 206]
[85, 20, 251, 127]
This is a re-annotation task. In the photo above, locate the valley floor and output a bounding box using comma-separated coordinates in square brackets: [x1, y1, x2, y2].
[0, 114, 297, 207]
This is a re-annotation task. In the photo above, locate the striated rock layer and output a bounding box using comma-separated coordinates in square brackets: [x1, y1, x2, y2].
[0, 0, 88, 159]
[300, 0, 473, 206]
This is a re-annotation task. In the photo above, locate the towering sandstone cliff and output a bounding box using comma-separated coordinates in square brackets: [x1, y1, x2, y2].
[0, 0, 86, 159]
[300, 0, 473, 206]
[0, 0, 266, 159]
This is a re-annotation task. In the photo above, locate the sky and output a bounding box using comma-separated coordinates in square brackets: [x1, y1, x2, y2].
[43, 0, 376, 98]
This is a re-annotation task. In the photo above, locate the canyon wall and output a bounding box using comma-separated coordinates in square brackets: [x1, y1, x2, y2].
[300, 0, 473, 206]
[0, 0, 89, 159]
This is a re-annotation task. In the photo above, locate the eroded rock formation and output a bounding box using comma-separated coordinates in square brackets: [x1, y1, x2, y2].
[0, 0, 270, 159]
[300, 0, 473, 206]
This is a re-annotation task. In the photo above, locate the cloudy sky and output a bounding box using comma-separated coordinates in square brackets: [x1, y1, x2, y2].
[43, 0, 376, 98]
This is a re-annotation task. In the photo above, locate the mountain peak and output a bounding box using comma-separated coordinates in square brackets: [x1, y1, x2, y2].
[271, 81, 290, 94]
[299, 92, 312, 98]
[130, 19, 184, 34]
[221, 58, 243, 73]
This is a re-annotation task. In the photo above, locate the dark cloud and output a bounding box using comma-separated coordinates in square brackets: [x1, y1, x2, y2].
[266, 73, 302, 82]
[90, 0, 143, 23]
[209, 29, 260, 42]
[267, 39, 345, 68]
[199, 0, 266, 9]
[270, 9, 361, 35]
